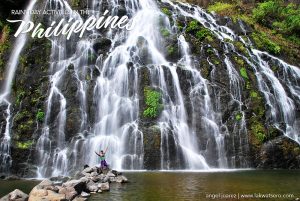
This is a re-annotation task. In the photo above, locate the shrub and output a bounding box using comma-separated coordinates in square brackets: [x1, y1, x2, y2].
[160, 28, 170, 37]
[252, 32, 281, 55]
[143, 88, 163, 118]
[195, 28, 211, 41]
[208, 2, 234, 13]
[162, 8, 172, 16]
[186, 20, 200, 33]
[240, 68, 248, 79]
[253, 1, 280, 26]
[16, 141, 33, 149]
[36, 110, 45, 122]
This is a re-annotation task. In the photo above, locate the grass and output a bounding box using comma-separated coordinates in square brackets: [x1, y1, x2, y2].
[208, 2, 235, 13]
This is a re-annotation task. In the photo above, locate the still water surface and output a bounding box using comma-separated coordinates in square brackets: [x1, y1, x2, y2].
[0, 170, 299, 201]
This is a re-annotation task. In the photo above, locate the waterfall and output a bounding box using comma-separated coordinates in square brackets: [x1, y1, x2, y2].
[1, 0, 299, 176]
[163, 0, 299, 154]
[32, 0, 298, 176]
[0, 0, 37, 174]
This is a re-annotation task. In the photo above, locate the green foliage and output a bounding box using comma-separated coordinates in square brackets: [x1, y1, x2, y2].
[252, 32, 281, 54]
[250, 91, 258, 98]
[186, 20, 200, 33]
[16, 141, 33, 149]
[162, 8, 172, 16]
[167, 46, 175, 55]
[0, 24, 11, 73]
[235, 113, 242, 121]
[36, 110, 45, 122]
[71, 0, 80, 7]
[208, 2, 234, 13]
[143, 88, 163, 118]
[253, 1, 280, 25]
[195, 28, 212, 41]
[14, 111, 30, 122]
[240, 68, 248, 79]
[253, 1, 300, 38]
[251, 123, 266, 143]
[234, 41, 248, 55]
[160, 28, 170, 37]
[234, 56, 245, 66]
[16, 91, 26, 106]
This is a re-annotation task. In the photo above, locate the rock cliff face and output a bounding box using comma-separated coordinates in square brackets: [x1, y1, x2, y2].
[0, 0, 299, 177]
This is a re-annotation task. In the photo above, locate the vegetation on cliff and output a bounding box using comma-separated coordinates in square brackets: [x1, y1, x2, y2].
[205, 0, 300, 65]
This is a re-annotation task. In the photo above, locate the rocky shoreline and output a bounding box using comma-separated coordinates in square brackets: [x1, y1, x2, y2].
[0, 166, 128, 201]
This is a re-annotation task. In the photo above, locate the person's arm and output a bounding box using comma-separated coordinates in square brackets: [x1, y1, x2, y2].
[95, 151, 100, 157]
[104, 146, 109, 154]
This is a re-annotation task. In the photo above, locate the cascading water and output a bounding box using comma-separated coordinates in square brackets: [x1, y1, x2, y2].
[32, 0, 297, 176]
[1, 0, 299, 177]
[0, 0, 37, 174]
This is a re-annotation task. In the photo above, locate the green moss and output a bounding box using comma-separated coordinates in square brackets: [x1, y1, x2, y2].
[195, 28, 212, 41]
[143, 87, 163, 118]
[160, 28, 170, 37]
[250, 119, 266, 143]
[234, 41, 248, 55]
[208, 2, 234, 13]
[14, 111, 30, 122]
[252, 32, 281, 55]
[235, 113, 242, 121]
[240, 67, 249, 79]
[250, 91, 258, 98]
[186, 20, 200, 33]
[16, 91, 26, 106]
[71, 0, 80, 7]
[16, 141, 33, 149]
[162, 8, 172, 16]
[206, 48, 214, 54]
[234, 56, 245, 66]
[36, 110, 45, 122]
[167, 46, 175, 55]
[0, 24, 11, 75]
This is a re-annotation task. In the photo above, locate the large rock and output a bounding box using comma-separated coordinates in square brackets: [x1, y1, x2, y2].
[28, 189, 66, 201]
[98, 182, 110, 191]
[86, 180, 98, 192]
[62, 179, 86, 193]
[116, 175, 128, 183]
[58, 187, 78, 200]
[258, 136, 300, 169]
[0, 189, 29, 201]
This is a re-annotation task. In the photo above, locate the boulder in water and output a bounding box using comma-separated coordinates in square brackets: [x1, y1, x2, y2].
[86, 180, 99, 192]
[58, 187, 78, 200]
[62, 179, 86, 194]
[0, 189, 29, 201]
[98, 182, 110, 191]
[116, 175, 128, 183]
[80, 191, 90, 198]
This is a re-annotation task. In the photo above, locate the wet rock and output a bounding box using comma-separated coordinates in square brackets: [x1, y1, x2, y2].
[82, 167, 93, 174]
[0, 189, 29, 201]
[116, 175, 128, 183]
[5, 175, 20, 180]
[98, 182, 110, 191]
[58, 187, 78, 200]
[93, 38, 112, 55]
[62, 179, 86, 194]
[258, 136, 300, 169]
[73, 197, 87, 201]
[86, 180, 99, 192]
[80, 191, 90, 198]
[28, 190, 66, 201]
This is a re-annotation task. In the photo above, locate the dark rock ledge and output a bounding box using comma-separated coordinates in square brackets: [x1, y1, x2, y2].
[0, 166, 128, 201]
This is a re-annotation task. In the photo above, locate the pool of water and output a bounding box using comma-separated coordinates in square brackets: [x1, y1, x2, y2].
[1, 170, 300, 200]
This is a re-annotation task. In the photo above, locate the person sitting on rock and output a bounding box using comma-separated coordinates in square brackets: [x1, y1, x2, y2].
[95, 147, 109, 169]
